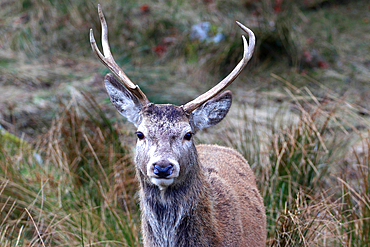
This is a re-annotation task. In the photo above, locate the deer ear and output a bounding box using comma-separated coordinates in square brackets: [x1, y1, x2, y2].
[104, 74, 142, 127]
[192, 90, 232, 131]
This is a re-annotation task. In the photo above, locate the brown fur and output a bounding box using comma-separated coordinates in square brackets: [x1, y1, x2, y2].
[198, 144, 266, 246]
[131, 104, 266, 247]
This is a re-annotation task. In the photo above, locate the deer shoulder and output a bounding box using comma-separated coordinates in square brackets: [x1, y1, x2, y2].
[197, 144, 266, 246]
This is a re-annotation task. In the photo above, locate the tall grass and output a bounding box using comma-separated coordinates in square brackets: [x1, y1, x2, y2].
[339, 135, 370, 246]
[1, 0, 369, 245]
[1, 82, 370, 245]
[0, 92, 140, 246]
[210, 75, 370, 246]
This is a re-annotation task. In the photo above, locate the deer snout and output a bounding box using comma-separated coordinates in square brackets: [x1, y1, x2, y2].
[153, 161, 174, 178]
[147, 158, 179, 189]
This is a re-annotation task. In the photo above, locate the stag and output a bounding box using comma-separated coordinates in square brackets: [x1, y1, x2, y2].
[90, 4, 266, 246]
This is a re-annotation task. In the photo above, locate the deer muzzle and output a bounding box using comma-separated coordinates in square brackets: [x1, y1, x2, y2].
[147, 158, 180, 190]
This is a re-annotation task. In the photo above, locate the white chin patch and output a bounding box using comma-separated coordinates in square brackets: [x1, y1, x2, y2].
[151, 178, 174, 190]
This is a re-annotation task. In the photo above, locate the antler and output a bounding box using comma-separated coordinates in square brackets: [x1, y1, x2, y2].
[90, 4, 150, 106]
[183, 21, 255, 113]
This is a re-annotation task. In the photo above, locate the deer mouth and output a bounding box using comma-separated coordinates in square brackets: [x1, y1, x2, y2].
[151, 177, 175, 190]
[147, 158, 180, 190]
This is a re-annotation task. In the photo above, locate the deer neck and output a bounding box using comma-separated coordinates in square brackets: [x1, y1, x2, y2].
[138, 162, 220, 247]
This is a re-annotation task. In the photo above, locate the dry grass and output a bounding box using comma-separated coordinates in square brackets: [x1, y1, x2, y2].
[2, 77, 370, 245]
[1, 0, 370, 246]
[0, 93, 140, 246]
[196, 74, 370, 246]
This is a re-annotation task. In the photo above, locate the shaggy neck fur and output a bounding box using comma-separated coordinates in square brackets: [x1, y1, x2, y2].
[138, 163, 220, 247]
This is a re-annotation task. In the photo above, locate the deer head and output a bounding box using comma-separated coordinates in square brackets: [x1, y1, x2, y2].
[90, 4, 255, 191]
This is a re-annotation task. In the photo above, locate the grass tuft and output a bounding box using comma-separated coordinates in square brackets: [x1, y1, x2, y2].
[0, 92, 140, 246]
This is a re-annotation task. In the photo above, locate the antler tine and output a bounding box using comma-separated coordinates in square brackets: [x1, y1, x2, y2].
[183, 21, 255, 113]
[90, 4, 150, 105]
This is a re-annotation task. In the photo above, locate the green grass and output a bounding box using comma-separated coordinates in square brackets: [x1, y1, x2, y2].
[0, 93, 140, 246]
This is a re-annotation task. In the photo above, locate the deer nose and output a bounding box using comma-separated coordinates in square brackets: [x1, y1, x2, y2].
[153, 161, 174, 178]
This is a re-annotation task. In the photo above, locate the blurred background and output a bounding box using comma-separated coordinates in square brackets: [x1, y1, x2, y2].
[0, 0, 369, 246]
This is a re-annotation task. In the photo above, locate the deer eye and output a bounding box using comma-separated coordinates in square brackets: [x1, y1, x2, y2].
[136, 131, 145, 140]
[184, 132, 193, 141]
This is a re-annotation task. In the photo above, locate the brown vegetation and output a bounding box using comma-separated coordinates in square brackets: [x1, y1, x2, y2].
[0, 0, 369, 246]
